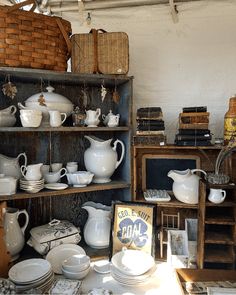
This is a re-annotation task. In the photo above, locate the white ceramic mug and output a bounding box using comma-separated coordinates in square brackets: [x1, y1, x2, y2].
[208, 188, 226, 204]
[51, 162, 63, 172]
[44, 168, 67, 183]
[49, 110, 67, 128]
[21, 163, 43, 181]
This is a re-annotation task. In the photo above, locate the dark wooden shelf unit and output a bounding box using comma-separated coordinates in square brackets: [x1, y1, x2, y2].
[197, 179, 236, 269]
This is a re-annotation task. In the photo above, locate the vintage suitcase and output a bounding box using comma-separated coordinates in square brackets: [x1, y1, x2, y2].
[71, 29, 129, 74]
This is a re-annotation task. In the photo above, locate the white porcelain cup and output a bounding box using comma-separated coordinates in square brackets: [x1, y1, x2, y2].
[66, 162, 78, 173]
[51, 162, 63, 172]
[208, 188, 226, 204]
[49, 110, 67, 127]
[21, 163, 43, 181]
[44, 168, 67, 183]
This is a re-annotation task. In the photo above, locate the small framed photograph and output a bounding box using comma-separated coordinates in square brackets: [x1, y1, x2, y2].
[110, 201, 156, 258]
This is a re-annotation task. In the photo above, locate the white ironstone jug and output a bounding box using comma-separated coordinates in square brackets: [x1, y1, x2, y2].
[82, 201, 111, 249]
[84, 135, 125, 183]
[168, 169, 206, 204]
[3, 207, 29, 261]
[0, 153, 27, 179]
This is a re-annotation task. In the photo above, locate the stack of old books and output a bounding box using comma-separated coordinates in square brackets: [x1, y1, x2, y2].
[133, 107, 166, 145]
[175, 106, 212, 146]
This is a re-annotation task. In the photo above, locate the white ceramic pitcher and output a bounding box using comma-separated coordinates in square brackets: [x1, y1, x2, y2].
[168, 169, 206, 204]
[82, 201, 111, 249]
[84, 135, 125, 183]
[208, 188, 226, 204]
[0, 153, 27, 179]
[49, 110, 67, 127]
[3, 207, 29, 261]
[21, 163, 43, 181]
[84, 108, 101, 127]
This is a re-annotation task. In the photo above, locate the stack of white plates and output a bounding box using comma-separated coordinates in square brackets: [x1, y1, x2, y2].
[8, 258, 54, 293]
[20, 178, 44, 193]
[111, 249, 156, 286]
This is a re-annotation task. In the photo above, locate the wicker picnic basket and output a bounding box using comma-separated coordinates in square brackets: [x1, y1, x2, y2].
[71, 29, 129, 75]
[0, 0, 72, 71]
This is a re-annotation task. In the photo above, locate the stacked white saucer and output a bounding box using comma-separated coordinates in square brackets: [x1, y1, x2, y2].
[20, 178, 44, 193]
[8, 258, 54, 293]
[111, 248, 156, 286]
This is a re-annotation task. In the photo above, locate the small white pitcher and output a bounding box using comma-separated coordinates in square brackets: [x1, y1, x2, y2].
[49, 110, 67, 127]
[21, 163, 43, 181]
[208, 188, 226, 204]
[85, 108, 101, 127]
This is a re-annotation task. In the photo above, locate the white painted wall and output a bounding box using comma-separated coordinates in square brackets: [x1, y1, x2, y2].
[61, 0, 236, 143]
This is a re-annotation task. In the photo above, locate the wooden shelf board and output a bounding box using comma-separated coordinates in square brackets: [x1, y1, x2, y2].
[134, 196, 198, 209]
[205, 231, 234, 245]
[0, 126, 130, 132]
[205, 218, 235, 225]
[0, 180, 130, 201]
[204, 248, 234, 263]
[206, 183, 236, 190]
[0, 67, 133, 86]
[206, 201, 236, 207]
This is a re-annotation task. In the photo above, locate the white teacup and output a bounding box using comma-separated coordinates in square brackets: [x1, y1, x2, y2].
[208, 188, 226, 204]
[44, 168, 67, 183]
[66, 162, 78, 173]
[51, 163, 63, 172]
[21, 163, 43, 181]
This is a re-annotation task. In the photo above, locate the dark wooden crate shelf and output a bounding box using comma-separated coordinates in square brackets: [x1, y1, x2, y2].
[205, 231, 234, 245]
[204, 247, 235, 263]
[205, 201, 236, 207]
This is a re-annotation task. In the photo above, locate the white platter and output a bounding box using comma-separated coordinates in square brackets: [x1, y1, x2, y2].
[207, 287, 236, 295]
[44, 183, 68, 190]
[9, 258, 51, 284]
[46, 244, 86, 274]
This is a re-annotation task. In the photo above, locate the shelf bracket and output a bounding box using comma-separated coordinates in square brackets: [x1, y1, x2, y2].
[169, 0, 179, 24]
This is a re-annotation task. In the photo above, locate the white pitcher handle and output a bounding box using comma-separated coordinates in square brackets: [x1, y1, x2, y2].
[191, 169, 207, 177]
[222, 190, 226, 201]
[96, 108, 101, 119]
[61, 113, 67, 125]
[9, 105, 17, 115]
[102, 114, 106, 120]
[113, 139, 125, 169]
[17, 152, 27, 167]
[60, 168, 67, 178]
[18, 209, 29, 234]
[20, 165, 27, 177]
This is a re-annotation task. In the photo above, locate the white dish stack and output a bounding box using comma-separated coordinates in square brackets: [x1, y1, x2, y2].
[8, 258, 54, 293]
[20, 178, 45, 193]
[110, 249, 156, 286]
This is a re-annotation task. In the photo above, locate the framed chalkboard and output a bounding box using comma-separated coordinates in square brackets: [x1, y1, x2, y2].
[142, 154, 200, 192]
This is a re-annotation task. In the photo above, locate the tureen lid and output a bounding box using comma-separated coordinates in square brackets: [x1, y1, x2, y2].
[26, 86, 72, 104]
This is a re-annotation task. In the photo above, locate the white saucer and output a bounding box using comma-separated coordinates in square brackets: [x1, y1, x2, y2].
[73, 184, 87, 187]
[44, 183, 68, 190]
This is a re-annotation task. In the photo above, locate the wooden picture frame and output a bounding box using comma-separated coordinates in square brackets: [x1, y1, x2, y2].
[110, 201, 156, 258]
[142, 154, 201, 192]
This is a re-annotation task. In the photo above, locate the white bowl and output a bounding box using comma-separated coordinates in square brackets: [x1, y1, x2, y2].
[62, 254, 90, 272]
[111, 249, 155, 276]
[66, 171, 94, 187]
[62, 265, 90, 280]
[20, 114, 42, 127]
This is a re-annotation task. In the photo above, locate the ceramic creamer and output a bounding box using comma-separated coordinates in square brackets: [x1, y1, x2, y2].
[168, 169, 206, 204]
[208, 188, 226, 204]
[84, 109, 101, 127]
[84, 135, 125, 183]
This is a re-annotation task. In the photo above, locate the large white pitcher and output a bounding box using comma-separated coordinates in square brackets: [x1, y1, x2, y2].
[0, 153, 27, 179]
[84, 135, 125, 183]
[82, 201, 111, 249]
[168, 169, 206, 204]
[3, 207, 29, 261]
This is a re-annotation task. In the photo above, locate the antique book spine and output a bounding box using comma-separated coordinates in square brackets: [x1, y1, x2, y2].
[136, 130, 165, 135]
[175, 134, 212, 141]
[182, 106, 207, 113]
